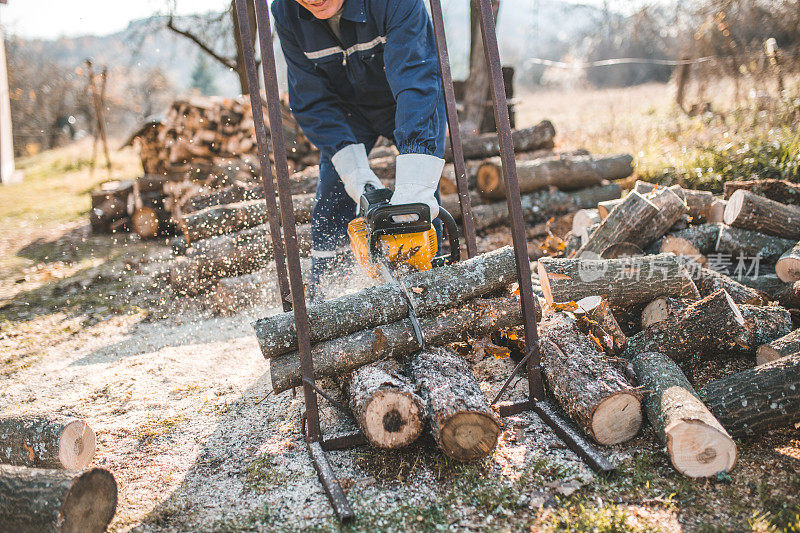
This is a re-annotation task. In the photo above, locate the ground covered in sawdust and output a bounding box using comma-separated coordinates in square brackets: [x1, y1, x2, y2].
[1, 222, 798, 533]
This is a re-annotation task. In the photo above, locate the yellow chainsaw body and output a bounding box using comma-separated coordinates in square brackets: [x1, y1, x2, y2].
[348, 217, 438, 278]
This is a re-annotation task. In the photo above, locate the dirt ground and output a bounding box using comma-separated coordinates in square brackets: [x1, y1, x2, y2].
[2, 84, 800, 532]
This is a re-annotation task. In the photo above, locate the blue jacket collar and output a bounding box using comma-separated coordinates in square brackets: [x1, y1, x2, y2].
[297, 0, 366, 23]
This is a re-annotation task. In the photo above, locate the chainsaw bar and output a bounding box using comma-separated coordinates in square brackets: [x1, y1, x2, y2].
[378, 261, 426, 351]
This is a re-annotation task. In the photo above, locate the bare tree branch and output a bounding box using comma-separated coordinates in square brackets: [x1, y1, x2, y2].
[166, 16, 237, 71]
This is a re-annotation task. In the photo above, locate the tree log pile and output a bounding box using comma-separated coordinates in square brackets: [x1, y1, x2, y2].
[535, 179, 800, 475]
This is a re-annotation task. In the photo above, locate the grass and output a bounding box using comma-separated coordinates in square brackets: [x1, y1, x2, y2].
[134, 414, 190, 444]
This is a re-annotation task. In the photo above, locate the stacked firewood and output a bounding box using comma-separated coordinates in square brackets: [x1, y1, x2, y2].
[534, 177, 800, 476]
[167, 121, 636, 312]
[0, 414, 118, 532]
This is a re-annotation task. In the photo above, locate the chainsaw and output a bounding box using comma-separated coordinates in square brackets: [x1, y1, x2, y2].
[347, 184, 460, 279]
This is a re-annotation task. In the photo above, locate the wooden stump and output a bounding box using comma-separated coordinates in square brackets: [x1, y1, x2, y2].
[701, 353, 800, 438]
[476, 153, 632, 200]
[724, 190, 800, 239]
[341, 360, 425, 449]
[577, 191, 659, 256]
[408, 348, 500, 461]
[540, 315, 642, 445]
[0, 415, 96, 470]
[0, 465, 117, 533]
[269, 296, 529, 393]
[254, 247, 517, 359]
[631, 352, 737, 477]
[575, 296, 627, 356]
[622, 289, 747, 362]
[756, 328, 800, 365]
[538, 253, 699, 308]
[776, 241, 800, 282]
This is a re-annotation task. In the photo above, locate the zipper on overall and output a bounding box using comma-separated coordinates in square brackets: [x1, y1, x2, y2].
[318, 19, 352, 70]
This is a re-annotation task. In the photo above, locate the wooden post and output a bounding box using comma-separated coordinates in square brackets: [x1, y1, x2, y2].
[0, 4, 20, 185]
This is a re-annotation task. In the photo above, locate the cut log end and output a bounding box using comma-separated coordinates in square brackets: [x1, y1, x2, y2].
[755, 345, 783, 365]
[708, 200, 726, 223]
[439, 411, 501, 462]
[722, 190, 744, 226]
[363, 390, 425, 449]
[591, 393, 643, 445]
[660, 236, 705, 264]
[63, 468, 118, 533]
[476, 163, 502, 198]
[641, 297, 669, 329]
[666, 419, 737, 478]
[132, 207, 159, 238]
[59, 420, 97, 470]
[776, 254, 800, 283]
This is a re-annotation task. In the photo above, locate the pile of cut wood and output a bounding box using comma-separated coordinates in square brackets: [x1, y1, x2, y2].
[90, 95, 317, 239]
[167, 121, 635, 314]
[534, 177, 800, 476]
[0, 414, 118, 532]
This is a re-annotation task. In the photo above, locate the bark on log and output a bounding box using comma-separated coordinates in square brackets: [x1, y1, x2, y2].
[640, 297, 694, 329]
[776, 241, 800, 282]
[171, 235, 188, 256]
[539, 315, 642, 445]
[0, 415, 96, 470]
[443, 121, 556, 162]
[622, 289, 747, 362]
[659, 223, 723, 263]
[538, 253, 699, 308]
[715, 225, 794, 264]
[631, 351, 737, 477]
[693, 265, 765, 305]
[776, 280, 800, 308]
[254, 247, 517, 359]
[341, 359, 425, 449]
[577, 191, 659, 256]
[724, 190, 800, 239]
[727, 304, 792, 357]
[756, 328, 800, 365]
[408, 348, 500, 461]
[447, 183, 621, 233]
[633, 187, 688, 249]
[724, 178, 800, 206]
[633, 183, 715, 222]
[475, 154, 633, 200]
[269, 296, 530, 393]
[0, 465, 117, 533]
[701, 353, 800, 438]
[180, 194, 315, 244]
[575, 295, 627, 356]
[171, 224, 312, 295]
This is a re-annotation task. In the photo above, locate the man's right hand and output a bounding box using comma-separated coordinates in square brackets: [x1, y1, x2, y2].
[331, 143, 383, 204]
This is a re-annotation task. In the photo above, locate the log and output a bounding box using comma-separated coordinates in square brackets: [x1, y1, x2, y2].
[596, 198, 622, 219]
[632, 182, 715, 222]
[756, 328, 800, 365]
[708, 199, 726, 223]
[724, 178, 800, 206]
[180, 193, 315, 244]
[475, 154, 633, 200]
[640, 296, 694, 329]
[131, 206, 161, 239]
[171, 235, 188, 256]
[575, 296, 627, 356]
[693, 265, 765, 305]
[659, 223, 723, 263]
[0, 465, 117, 533]
[89, 196, 126, 233]
[622, 289, 746, 362]
[269, 295, 530, 393]
[254, 247, 517, 359]
[714, 225, 794, 264]
[701, 353, 800, 438]
[572, 209, 601, 240]
[631, 352, 737, 477]
[444, 121, 556, 162]
[577, 191, 659, 256]
[776, 280, 800, 308]
[632, 187, 688, 249]
[408, 348, 500, 461]
[727, 304, 792, 357]
[0, 415, 96, 470]
[723, 190, 800, 239]
[776, 241, 800, 282]
[538, 253, 699, 308]
[539, 315, 642, 445]
[171, 224, 312, 295]
[341, 359, 425, 449]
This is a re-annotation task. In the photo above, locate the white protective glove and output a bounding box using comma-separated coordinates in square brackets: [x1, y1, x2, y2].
[391, 153, 445, 222]
[331, 143, 383, 204]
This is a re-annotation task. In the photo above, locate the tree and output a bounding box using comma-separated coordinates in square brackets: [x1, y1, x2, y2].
[191, 54, 218, 95]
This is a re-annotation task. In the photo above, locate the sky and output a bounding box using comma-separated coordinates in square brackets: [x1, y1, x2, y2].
[0, 0, 637, 40]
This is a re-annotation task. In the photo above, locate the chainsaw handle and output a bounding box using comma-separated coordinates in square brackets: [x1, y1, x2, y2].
[435, 207, 461, 266]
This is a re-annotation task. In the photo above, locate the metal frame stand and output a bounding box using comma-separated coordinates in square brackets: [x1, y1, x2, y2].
[234, 0, 612, 523]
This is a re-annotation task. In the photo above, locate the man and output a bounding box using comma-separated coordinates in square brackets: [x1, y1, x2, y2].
[272, 0, 447, 299]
